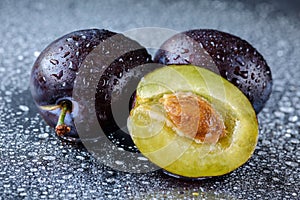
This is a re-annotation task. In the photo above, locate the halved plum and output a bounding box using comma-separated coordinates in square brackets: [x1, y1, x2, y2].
[127, 65, 258, 178]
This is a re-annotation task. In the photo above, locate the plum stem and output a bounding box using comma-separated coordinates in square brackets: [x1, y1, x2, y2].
[55, 101, 71, 136]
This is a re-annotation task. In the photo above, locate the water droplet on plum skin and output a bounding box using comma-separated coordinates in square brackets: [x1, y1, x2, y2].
[51, 70, 63, 79]
[113, 79, 119, 85]
[231, 78, 240, 86]
[68, 61, 78, 71]
[240, 71, 248, 79]
[117, 72, 123, 78]
[50, 59, 59, 65]
[63, 51, 70, 58]
[66, 38, 73, 42]
[234, 66, 241, 76]
[38, 76, 47, 84]
[235, 56, 245, 66]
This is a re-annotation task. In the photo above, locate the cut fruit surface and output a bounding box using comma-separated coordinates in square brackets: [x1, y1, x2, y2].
[127, 65, 258, 178]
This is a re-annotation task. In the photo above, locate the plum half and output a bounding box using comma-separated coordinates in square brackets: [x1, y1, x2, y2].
[154, 29, 272, 113]
[127, 65, 258, 178]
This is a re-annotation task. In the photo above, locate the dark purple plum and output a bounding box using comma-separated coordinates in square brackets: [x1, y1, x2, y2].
[31, 29, 154, 145]
[31, 29, 118, 142]
[154, 29, 272, 113]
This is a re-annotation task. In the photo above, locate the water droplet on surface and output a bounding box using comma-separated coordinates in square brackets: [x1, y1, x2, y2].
[42, 156, 56, 161]
[115, 160, 124, 165]
[17, 55, 24, 61]
[38, 133, 49, 139]
[28, 152, 38, 157]
[76, 155, 85, 160]
[137, 156, 148, 161]
[34, 51, 41, 57]
[285, 161, 298, 167]
[17, 187, 26, 192]
[19, 192, 27, 197]
[290, 138, 299, 144]
[19, 105, 29, 112]
[277, 50, 284, 57]
[30, 168, 38, 172]
[272, 177, 280, 182]
[279, 106, 294, 113]
[288, 115, 298, 122]
[63, 174, 73, 180]
[105, 177, 116, 184]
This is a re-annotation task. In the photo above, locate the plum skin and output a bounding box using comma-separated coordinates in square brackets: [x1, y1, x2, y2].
[154, 29, 272, 113]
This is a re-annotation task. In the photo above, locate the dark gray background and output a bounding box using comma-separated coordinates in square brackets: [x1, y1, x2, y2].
[0, 0, 299, 199]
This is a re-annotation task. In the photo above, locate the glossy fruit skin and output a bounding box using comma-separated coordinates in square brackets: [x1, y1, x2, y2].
[154, 29, 272, 113]
[93, 38, 153, 152]
[128, 65, 258, 178]
[30, 29, 116, 141]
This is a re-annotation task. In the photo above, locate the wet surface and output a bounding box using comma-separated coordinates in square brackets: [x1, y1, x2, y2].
[0, 0, 299, 199]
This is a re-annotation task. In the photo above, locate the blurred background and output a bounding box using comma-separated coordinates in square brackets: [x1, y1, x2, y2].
[0, 0, 299, 199]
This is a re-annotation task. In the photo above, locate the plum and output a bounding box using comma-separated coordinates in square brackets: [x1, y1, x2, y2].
[31, 29, 117, 141]
[30, 29, 152, 143]
[128, 65, 258, 178]
[154, 29, 272, 113]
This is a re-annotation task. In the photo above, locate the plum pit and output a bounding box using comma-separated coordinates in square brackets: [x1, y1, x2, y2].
[159, 92, 226, 144]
